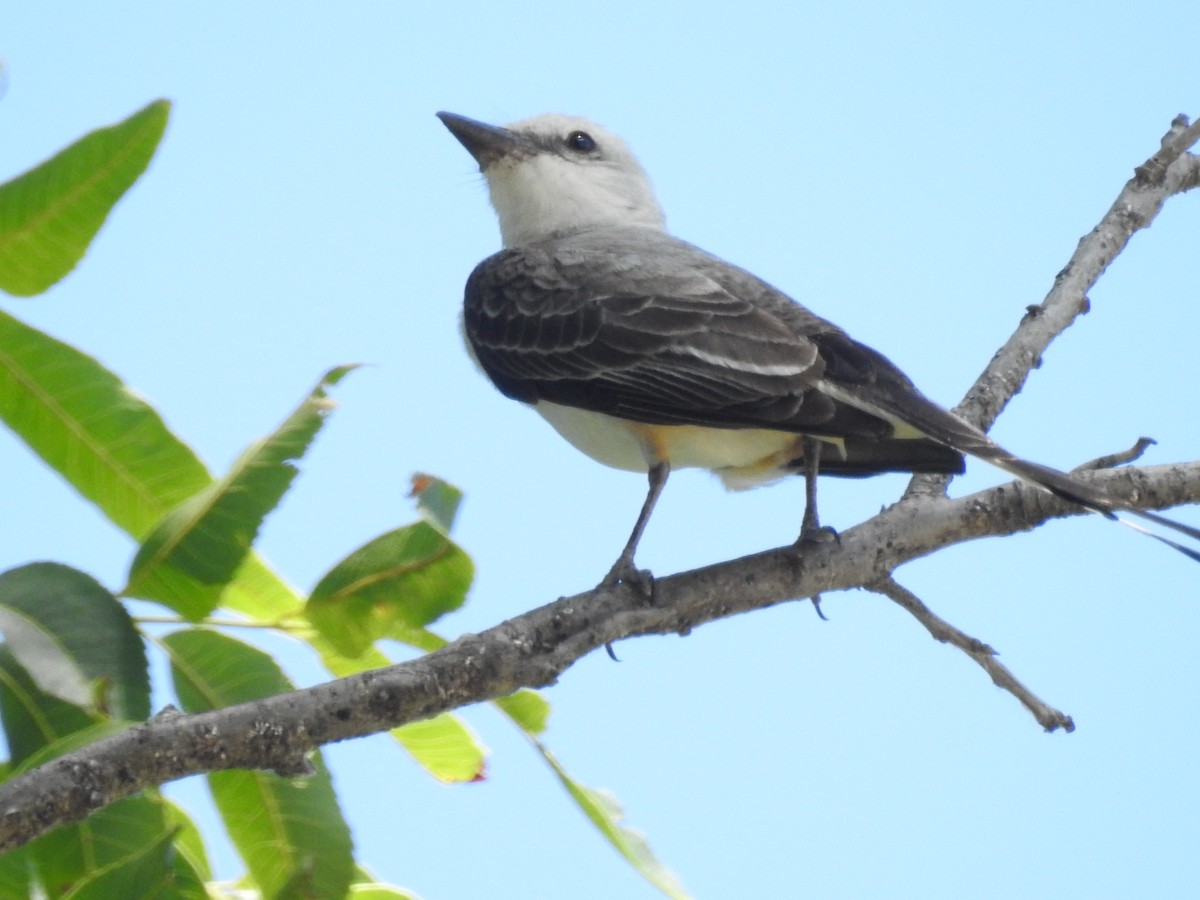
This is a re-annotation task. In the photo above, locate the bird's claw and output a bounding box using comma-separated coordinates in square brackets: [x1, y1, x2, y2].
[600, 560, 656, 598]
[599, 560, 657, 662]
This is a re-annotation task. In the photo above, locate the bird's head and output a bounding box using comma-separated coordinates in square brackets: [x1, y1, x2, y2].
[438, 111, 666, 247]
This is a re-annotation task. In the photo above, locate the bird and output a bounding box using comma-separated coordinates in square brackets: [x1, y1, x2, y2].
[437, 110, 1200, 587]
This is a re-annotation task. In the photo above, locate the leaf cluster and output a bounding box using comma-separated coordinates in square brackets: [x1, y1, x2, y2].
[0, 102, 686, 898]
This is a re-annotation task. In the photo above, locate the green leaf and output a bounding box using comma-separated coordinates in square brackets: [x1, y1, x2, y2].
[494, 689, 551, 736]
[0, 311, 309, 620]
[306, 522, 473, 657]
[122, 566, 225, 624]
[0, 562, 149, 717]
[493, 680, 684, 896]
[223, 555, 307, 621]
[350, 887, 420, 899]
[0, 310, 213, 538]
[392, 714, 487, 783]
[163, 800, 213, 884]
[536, 742, 690, 900]
[305, 630, 488, 780]
[0, 99, 170, 297]
[163, 629, 354, 899]
[350, 874, 421, 900]
[58, 825, 207, 900]
[3, 722, 204, 897]
[0, 844, 33, 899]
[350, 863, 420, 899]
[28, 792, 185, 898]
[0, 661, 175, 894]
[126, 366, 355, 615]
[0, 645, 99, 764]
[10, 720, 136, 776]
[0, 678, 185, 896]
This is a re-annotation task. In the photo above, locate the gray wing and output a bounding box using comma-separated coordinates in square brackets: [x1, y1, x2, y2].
[463, 229, 965, 473]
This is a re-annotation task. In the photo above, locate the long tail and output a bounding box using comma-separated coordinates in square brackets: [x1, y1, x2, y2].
[860, 383, 1200, 564]
[988, 453, 1200, 564]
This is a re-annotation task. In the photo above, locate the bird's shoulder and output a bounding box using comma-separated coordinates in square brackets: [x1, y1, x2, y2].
[466, 228, 835, 335]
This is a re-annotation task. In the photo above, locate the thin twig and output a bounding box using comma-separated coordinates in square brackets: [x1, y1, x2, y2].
[1074, 437, 1157, 472]
[867, 575, 1075, 733]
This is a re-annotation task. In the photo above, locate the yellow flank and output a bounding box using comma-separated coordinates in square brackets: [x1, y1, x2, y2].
[535, 400, 809, 490]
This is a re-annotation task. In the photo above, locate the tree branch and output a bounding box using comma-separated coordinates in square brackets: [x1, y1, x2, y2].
[957, 112, 1200, 433]
[0, 459, 1197, 852]
[0, 114, 1195, 856]
[865, 575, 1074, 732]
[907, 113, 1200, 499]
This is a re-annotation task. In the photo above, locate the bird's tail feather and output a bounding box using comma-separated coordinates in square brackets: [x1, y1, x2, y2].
[863, 386, 1200, 564]
[987, 452, 1200, 561]
[1121, 510, 1200, 563]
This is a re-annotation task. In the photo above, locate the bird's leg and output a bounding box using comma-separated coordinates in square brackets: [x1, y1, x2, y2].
[796, 437, 835, 620]
[797, 436, 838, 545]
[601, 460, 670, 591]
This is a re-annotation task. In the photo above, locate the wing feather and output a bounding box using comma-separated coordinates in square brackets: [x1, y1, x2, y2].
[462, 228, 962, 473]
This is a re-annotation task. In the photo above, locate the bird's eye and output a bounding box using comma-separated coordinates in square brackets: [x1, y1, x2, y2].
[565, 130, 596, 153]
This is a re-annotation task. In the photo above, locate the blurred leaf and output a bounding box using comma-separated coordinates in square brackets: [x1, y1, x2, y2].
[28, 792, 185, 898]
[383, 621, 448, 655]
[0, 562, 148, 717]
[127, 367, 355, 614]
[494, 690, 551, 736]
[206, 762, 352, 900]
[0, 99, 169, 297]
[308, 630, 405, 680]
[408, 473, 463, 533]
[0, 645, 99, 764]
[10, 720, 135, 776]
[222, 555, 306, 621]
[351, 887, 420, 899]
[58, 826, 207, 900]
[163, 629, 354, 900]
[164, 800, 213, 884]
[536, 742, 690, 900]
[123, 566, 225, 624]
[0, 844, 32, 899]
[392, 714, 487, 783]
[163, 628, 288, 709]
[351, 864, 421, 900]
[306, 522, 473, 657]
[350, 876, 421, 900]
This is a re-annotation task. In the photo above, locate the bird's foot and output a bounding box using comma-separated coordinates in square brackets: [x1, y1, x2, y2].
[599, 558, 656, 597]
[599, 559, 656, 663]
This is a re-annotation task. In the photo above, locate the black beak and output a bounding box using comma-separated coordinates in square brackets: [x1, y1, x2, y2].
[436, 112, 533, 168]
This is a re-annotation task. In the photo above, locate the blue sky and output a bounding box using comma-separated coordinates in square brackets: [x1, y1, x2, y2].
[2, 3, 1199, 897]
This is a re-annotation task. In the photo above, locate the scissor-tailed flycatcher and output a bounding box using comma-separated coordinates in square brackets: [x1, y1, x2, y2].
[438, 111, 1199, 586]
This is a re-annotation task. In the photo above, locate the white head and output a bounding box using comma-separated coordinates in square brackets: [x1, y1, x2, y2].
[438, 112, 666, 247]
